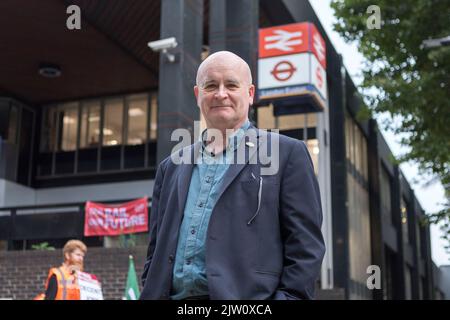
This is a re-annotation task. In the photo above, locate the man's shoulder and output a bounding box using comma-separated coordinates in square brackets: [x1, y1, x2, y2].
[158, 142, 199, 170]
[47, 267, 60, 278]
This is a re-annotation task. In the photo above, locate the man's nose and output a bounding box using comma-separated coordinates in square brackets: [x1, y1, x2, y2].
[214, 85, 228, 99]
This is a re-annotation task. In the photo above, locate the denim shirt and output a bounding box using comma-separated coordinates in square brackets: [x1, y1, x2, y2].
[170, 120, 251, 299]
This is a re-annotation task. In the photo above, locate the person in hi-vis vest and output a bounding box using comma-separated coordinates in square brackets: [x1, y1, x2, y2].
[42, 240, 87, 300]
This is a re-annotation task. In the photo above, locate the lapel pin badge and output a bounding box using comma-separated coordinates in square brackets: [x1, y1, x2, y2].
[245, 142, 255, 148]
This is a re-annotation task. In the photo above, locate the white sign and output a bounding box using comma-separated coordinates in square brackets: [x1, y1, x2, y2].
[258, 53, 309, 90]
[77, 271, 104, 300]
[310, 53, 328, 100]
[258, 52, 327, 101]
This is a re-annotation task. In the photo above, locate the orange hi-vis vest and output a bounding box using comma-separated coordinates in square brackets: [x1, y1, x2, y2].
[45, 266, 81, 300]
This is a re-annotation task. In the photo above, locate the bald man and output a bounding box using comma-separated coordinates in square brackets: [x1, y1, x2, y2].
[140, 51, 325, 300]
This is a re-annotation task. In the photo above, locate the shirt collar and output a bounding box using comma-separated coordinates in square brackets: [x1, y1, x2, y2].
[200, 120, 251, 157]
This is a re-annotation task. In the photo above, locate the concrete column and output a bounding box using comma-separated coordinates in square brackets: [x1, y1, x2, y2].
[209, 0, 259, 121]
[156, 0, 204, 164]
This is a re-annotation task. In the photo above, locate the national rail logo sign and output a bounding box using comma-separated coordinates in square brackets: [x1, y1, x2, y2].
[258, 22, 327, 110]
[259, 23, 309, 58]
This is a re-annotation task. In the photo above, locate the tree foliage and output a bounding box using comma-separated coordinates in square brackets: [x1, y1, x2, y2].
[331, 0, 450, 246]
[31, 242, 55, 251]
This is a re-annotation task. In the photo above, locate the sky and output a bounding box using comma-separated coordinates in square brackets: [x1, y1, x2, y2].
[309, 0, 449, 266]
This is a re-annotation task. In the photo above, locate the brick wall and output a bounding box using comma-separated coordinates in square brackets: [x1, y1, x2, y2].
[0, 246, 344, 300]
[0, 246, 147, 300]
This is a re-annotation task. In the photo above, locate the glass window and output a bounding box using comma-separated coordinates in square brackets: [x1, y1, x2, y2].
[80, 101, 100, 148]
[59, 102, 79, 151]
[149, 93, 158, 141]
[420, 226, 427, 258]
[256, 104, 276, 129]
[405, 266, 413, 300]
[127, 94, 148, 145]
[257, 104, 317, 132]
[418, 274, 423, 299]
[383, 248, 394, 300]
[401, 198, 409, 244]
[345, 114, 351, 160]
[278, 113, 307, 130]
[39, 92, 156, 177]
[347, 168, 372, 299]
[380, 166, 392, 222]
[354, 123, 361, 172]
[7, 105, 18, 144]
[359, 126, 365, 174]
[103, 98, 123, 146]
[348, 117, 354, 164]
[305, 112, 317, 128]
[416, 221, 421, 258]
[361, 136, 368, 181]
[307, 139, 319, 176]
[345, 114, 369, 183]
[41, 107, 58, 152]
[421, 277, 427, 299]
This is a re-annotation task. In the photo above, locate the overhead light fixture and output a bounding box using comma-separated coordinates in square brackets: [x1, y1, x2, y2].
[38, 63, 62, 78]
[63, 116, 75, 124]
[313, 146, 320, 155]
[106, 140, 118, 146]
[128, 138, 143, 145]
[129, 107, 144, 117]
[94, 128, 113, 136]
[88, 116, 100, 122]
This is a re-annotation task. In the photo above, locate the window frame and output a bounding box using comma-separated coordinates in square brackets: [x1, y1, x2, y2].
[38, 92, 158, 178]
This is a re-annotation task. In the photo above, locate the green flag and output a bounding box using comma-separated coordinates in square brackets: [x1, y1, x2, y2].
[124, 255, 140, 300]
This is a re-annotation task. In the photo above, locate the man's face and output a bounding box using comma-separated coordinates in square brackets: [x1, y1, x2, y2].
[194, 57, 255, 131]
[65, 248, 85, 272]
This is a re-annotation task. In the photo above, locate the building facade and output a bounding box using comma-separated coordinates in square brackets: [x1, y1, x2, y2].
[0, 0, 443, 299]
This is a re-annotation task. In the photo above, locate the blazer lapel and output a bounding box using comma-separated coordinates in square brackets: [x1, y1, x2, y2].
[176, 142, 201, 215]
[215, 127, 262, 202]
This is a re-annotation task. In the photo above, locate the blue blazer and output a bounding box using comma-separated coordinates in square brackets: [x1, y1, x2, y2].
[140, 127, 325, 300]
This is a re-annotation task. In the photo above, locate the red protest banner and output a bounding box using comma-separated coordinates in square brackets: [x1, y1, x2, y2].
[84, 197, 148, 237]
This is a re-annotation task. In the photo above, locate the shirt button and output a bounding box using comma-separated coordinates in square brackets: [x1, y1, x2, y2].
[198, 202, 203, 207]
[205, 176, 211, 183]
[186, 260, 191, 265]
[168, 255, 174, 264]
[191, 229, 196, 235]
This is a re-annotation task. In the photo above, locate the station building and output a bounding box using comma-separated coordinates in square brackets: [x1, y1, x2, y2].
[0, 0, 443, 299]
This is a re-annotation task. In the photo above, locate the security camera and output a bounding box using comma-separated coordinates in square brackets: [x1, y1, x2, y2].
[147, 37, 178, 52]
[147, 37, 178, 63]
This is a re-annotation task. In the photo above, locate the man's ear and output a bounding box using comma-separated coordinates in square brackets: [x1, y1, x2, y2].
[248, 84, 255, 105]
[194, 85, 199, 99]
